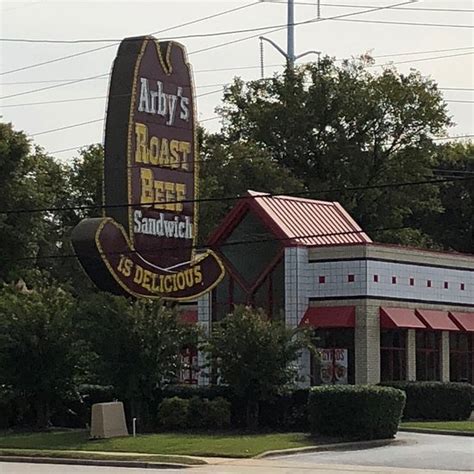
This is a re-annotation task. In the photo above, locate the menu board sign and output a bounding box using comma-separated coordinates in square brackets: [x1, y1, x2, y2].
[72, 36, 225, 300]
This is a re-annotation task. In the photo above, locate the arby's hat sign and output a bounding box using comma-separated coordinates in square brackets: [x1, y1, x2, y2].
[72, 36, 225, 300]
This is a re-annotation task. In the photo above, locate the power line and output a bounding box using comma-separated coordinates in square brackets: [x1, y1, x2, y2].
[3, 47, 472, 86]
[331, 18, 474, 29]
[0, 1, 261, 77]
[1, 0, 437, 45]
[4, 1, 474, 44]
[3, 46, 472, 102]
[2, 176, 472, 216]
[0, 73, 110, 100]
[5, 92, 473, 110]
[28, 112, 221, 137]
[190, 0, 415, 55]
[46, 132, 474, 156]
[1, 88, 224, 108]
[265, 1, 474, 14]
[3, 223, 466, 264]
[29, 118, 105, 138]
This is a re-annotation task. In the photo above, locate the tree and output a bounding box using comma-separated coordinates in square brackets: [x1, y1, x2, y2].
[74, 293, 198, 426]
[204, 306, 311, 429]
[198, 131, 304, 242]
[0, 122, 67, 282]
[216, 57, 453, 246]
[45, 144, 104, 295]
[422, 142, 474, 253]
[0, 282, 78, 428]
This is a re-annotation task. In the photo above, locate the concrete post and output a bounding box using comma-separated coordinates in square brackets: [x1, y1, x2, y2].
[407, 329, 416, 381]
[440, 331, 450, 382]
[355, 301, 380, 384]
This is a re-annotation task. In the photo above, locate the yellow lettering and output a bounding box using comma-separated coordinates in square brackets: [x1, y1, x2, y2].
[194, 265, 202, 284]
[140, 168, 154, 206]
[175, 183, 186, 213]
[133, 265, 144, 284]
[149, 136, 160, 165]
[179, 141, 191, 170]
[135, 123, 149, 164]
[159, 138, 170, 166]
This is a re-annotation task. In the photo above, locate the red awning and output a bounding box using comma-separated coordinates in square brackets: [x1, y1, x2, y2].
[300, 306, 355, 328]
[449, 312, 474, 332]
[380, 307, 426, 329]
[415, 309, 459, 331]
[179, 310, 198, 324]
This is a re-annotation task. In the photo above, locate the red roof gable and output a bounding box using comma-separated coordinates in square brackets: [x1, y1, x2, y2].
[208, 191, 372, 247]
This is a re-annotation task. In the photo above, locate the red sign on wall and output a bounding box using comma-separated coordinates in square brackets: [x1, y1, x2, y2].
[72, 36, 225, 300]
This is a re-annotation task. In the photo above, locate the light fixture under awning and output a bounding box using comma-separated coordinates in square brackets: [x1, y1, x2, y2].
[380, 307, 426, 329]
[300, 306, 355, 328]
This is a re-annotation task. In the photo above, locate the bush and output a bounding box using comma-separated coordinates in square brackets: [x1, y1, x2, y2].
[308, 385, 406, 440]
[156, 385, 246, 427]
[380, 382, 472, 421]
[187, 396, 210, 429]
[259, 389, 309, 431]
[207, 397, 231, 429]
[157, 397, 189, 430]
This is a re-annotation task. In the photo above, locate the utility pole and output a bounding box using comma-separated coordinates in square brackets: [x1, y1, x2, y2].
[287, 0, 295, 68]
[260, 0, 320, 75]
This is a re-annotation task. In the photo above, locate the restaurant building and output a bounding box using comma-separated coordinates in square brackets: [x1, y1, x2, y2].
[187, 191, 474, 386]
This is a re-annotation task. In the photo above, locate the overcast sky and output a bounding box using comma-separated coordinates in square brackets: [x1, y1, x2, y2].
[1, 0, 473, 162]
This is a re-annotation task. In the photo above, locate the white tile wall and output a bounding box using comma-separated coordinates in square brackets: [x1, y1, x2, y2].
[197, 293, 211, 386]
[305, 259, 473, 306]
[285, 247, 311, 386]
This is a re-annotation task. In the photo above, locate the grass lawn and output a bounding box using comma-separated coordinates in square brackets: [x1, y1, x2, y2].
[0, 430, 317, 458]
[401, 421, 474, 433]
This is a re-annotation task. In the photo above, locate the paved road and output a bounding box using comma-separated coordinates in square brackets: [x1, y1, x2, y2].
[0, 432, 472, 474]
[277, 432, 474, 472]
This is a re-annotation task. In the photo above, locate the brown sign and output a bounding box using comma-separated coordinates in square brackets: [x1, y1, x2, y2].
[72, 36, 224, 300]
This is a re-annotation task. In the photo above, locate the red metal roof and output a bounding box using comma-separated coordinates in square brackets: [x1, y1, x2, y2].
[415, 309, 460, 331]
[380, 307, 426, 329]
[300, 306, 355, 328]
[208, 190, 372, 247]
[449, 312, 474, 332]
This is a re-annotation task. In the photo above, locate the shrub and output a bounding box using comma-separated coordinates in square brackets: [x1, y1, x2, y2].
[157, 397, 189, 430]
[187, 396, 210, 429]
[308, 385, 406, 440]
[380, 382, 472, 421]
[207, 397, 231, 429]
[259, 389, 309, 431]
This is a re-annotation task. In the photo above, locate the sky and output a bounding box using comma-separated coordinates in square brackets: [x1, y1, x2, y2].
[1, 0, 473, 163]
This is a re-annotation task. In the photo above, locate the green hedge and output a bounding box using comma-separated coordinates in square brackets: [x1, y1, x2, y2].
[157, 396, 231, 431]
[308, 385, 406, 440]
[380, 382, 472, 421]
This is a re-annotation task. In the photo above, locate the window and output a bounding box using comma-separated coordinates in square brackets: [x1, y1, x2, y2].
[427, 280, 432, 288]
[450, 333, 474, 384]
[460, 283, 465, 291]
[416, 331, 441, 381]
[410, 278, 415, 286]
[444, 281, 449, 289]
[310, 328, 355, 385]
[380, 330, 407, 381]
[348, 274, 355, 282]
[319, 276, 326, 284]
[392, 276, 397, 284]
[373, 274, 379, 283]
